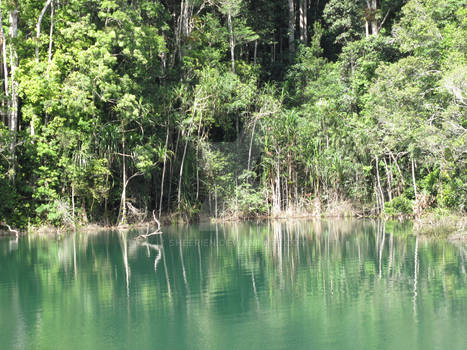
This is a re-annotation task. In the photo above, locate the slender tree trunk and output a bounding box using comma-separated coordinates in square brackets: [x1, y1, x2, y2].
[375, 186, 380, 214]
[227, 11, 235, 73]
[383, 157, 392, 202]
[35, 0, 53, 62]
[177, 137, 189, 210]
[288, 0, 295, 54]
[285, 162, 290, 211]
[47, 1, 54, 75]
[0, 2, 9, 97]
[294, 170, 298, 210]
[270, 177, 274, 215]
[208, 191, 212, 216]
[32, 0, 54, 137]
[411, 157, 417, 198]
[177, 115, 195, 210]
[195, 115, 203, 201]
[214, 186, 218, 219]
[104, 173, 109, 224]
[176, 0, 195, 64]
[375, 155, 384, 212]
[386, 149, 405, 189]
[253, 40, 257, 65]
[8, 8, 18, 157]
[176, 0, 185, 62]
[168, 128, 181, 210]
[247, 118, 258, 175]
[159, 120, 170, 218]
[275, 153, 281, 215]
[299, 0, 307, 43]
[71, 184, 75, 223]
[195, 144, 200, 201]
[119, 128, 127, 225]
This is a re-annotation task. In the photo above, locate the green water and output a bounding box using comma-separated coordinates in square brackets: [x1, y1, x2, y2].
[1, 220, 466, 350]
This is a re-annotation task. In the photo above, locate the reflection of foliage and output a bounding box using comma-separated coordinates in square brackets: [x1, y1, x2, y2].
[1, 220, 466, 348]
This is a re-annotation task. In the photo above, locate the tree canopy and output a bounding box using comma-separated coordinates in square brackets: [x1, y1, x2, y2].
[0, 0, 465, 228]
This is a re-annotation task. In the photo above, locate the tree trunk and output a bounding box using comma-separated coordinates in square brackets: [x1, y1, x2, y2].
[288, 0, 295, 54]
[375, 155, 384, 212]
[47, 1, 54, 75]
[195, 116, 203, 202]
[227, 11, 235, 73]
[8, 8, 18, 157]
[177, 137, 189, 210]
[247, 118, 258, 175]
[383, 157, 392, 202]
[0, 2, 9, 97]
[196, 144, 199, 200]
[176, 0, 195, 63]
[275, 154, 281, 215]
[253, 40, 257, 65]
[411, 157, 417, 198]
[167, 128, 181, 210]
[366, 0, 379, 35]
[299, 0, 307, 44]
[214, 186, 218, 219]
[119, 128, 127, 225]
[371, 0, 378, 35]
[71, 184, 75, 223]
[176, 0, 185, 62]
[36, 0, 53, 62]
[159, 120, 170, 218]
[177, 115, 195, 210]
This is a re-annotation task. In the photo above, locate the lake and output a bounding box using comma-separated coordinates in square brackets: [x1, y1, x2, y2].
[1, 220, 466, 349]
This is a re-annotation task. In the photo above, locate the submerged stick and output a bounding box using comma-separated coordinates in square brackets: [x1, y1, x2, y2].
[136, 211, 163, 239]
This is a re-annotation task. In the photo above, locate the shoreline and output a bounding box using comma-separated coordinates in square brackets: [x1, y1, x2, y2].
[2, 212, 465, 241]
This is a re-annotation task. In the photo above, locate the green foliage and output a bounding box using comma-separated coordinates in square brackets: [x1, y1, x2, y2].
[35, 200, 73, 227]
[436, 171, 467, 210]
[384, 196, 414, 217]
[0, 0, 465, 228]
[323, 0, 365, 44]
[229, 171, 267, 218]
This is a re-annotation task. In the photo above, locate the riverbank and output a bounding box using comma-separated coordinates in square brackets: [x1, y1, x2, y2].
[414, 211, 466, 240]
[3, 210, 465, 241]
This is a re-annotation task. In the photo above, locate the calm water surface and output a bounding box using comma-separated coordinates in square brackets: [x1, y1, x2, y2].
[1, 220, 466, 350]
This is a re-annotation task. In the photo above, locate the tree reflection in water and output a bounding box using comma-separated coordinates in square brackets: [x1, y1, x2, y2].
[0, 220, 466, 349]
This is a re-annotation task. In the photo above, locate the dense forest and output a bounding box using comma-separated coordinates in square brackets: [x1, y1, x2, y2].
[0, 0, 465, 228]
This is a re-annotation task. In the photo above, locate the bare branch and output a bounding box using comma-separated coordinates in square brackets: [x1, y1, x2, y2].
[125, 172, 143, 187]
[378, 9, 391, 32]
[1, 222, 19, 238]
[136, 210, 162, 239]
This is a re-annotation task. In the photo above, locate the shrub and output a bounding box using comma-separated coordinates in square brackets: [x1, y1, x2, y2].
[384, 195, 413, 217]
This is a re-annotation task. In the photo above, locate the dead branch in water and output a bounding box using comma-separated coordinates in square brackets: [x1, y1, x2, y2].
[1, 222, 19, 238]
[136, 211, 162, 239]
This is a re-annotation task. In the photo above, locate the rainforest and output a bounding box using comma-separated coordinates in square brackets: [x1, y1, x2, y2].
[0, 0, 465, 230]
